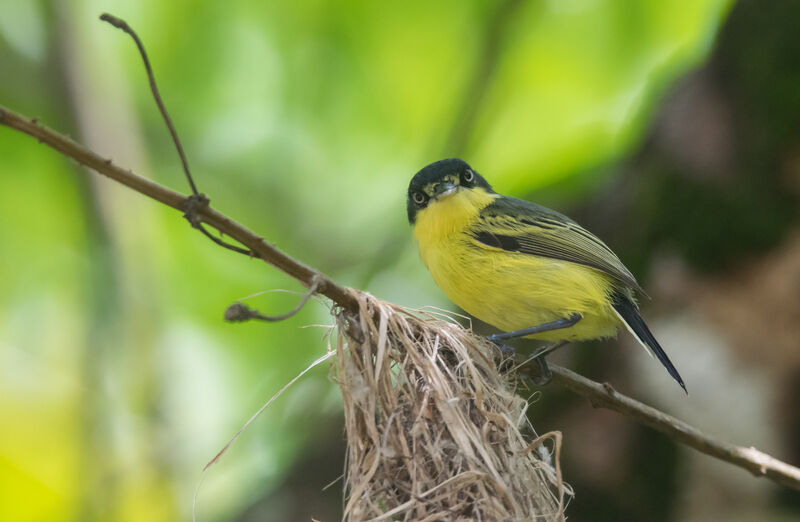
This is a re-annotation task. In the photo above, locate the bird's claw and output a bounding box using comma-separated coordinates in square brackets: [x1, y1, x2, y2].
[487, 336, 516, 371]
[530, 356, 552, 386]
[488, 337, 552, 386]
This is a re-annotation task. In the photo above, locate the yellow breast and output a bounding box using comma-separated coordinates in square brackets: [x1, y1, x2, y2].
[412, 188, 620, 342]
[413, 187, 498, 249]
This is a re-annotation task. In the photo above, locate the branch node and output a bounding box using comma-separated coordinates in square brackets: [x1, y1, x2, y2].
[314, 275, 327, 294]
[182, 195, 255, 255]
[182, 193, 209, 228]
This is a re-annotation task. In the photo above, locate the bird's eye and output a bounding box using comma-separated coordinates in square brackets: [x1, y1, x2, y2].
[463, 170, 474, 183]
[413, 192, 426, 205]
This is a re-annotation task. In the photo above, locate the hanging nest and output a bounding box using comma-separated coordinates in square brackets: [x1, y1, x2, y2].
[334, 292, 570, 521]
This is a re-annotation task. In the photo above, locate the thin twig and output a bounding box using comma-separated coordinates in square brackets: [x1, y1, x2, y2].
[3, 104, 800, 492]
[547, 364, 800, 491]
[0, 105, 356, 311]
[196, 222, 254, 256]
[101, 14, 258, 258]
[99, 13, 199, 196]
[181, 193, 258, 256]
[225, 277, 321, 322]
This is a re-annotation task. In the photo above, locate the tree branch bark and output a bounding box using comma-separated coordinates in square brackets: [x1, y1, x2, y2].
[2, 103, 799, 492]
[549, 364, 800, 490]
[0, 106, 358, 312]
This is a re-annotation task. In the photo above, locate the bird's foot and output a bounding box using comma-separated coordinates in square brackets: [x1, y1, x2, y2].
[488, 338, 516, 372]
[487, 337, 552, 385]
[488, 332, 510, 347]
[528, 356, 552, 386]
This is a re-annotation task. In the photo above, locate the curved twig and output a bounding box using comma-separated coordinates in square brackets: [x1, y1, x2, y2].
[99, 13, 199, 196]
[0, 106, 357, 311]
[225, 276, 321, 322]
[195, 222, 254, 256]
[182, 193, 258, 256]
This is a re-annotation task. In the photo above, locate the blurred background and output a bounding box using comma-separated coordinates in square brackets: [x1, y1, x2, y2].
[1, 0, 799, 520]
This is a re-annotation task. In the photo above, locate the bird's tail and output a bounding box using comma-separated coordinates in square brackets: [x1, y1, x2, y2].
[612, 292, 687, 394]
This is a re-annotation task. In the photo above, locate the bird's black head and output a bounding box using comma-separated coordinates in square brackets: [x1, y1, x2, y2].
[407, 158, 493, 224]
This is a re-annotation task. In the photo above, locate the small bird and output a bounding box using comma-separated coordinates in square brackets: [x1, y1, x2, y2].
[407, 158, 686, 393]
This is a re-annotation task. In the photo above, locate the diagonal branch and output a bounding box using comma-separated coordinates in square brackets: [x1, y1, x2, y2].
[549, 364, 800, 490]
[0, 106, 357, 312]
[2, 104, 799, 492]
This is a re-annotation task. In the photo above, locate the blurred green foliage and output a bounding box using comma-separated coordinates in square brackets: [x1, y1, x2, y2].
[0, 0, 731, 520]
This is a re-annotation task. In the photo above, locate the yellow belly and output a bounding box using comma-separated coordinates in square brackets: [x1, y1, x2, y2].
[412, 189, 621, 342]
[421, 234, 620, 341]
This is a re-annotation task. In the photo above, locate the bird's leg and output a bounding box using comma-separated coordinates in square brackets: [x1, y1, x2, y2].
[529, 339, 569, 361]
[488, 314, 581, 384]
[521, 341, 568, 385]
[487, 313, 582, 344]
[492, 343, 518, 373]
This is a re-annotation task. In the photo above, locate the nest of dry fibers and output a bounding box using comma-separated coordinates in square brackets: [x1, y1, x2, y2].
[334, 292, 569, 521]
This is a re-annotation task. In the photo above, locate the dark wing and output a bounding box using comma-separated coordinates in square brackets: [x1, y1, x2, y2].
[472, 196, 645, 294]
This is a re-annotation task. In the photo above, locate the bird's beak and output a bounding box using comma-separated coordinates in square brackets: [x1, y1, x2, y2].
[433, 181, 457, 200]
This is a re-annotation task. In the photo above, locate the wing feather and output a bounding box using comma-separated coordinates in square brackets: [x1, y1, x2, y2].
[473, 196, 644, 294]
